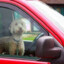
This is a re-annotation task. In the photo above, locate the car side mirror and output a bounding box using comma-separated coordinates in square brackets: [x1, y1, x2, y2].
[36, 36, 61, 59]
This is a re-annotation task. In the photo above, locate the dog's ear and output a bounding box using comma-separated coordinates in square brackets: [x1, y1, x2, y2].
[9, 25, 13, 34]
[20, 18, 27, 33]
[22, 23, 27, 33]
[9, 22, 14, 34]
[23, 27, 27, 33]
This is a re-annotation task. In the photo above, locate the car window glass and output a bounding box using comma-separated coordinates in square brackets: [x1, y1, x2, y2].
[0, 6, 48, 58]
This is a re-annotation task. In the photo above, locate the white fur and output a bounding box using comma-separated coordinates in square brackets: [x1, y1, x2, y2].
[9, 18, 26, 56]
[9, 18, 26, 34]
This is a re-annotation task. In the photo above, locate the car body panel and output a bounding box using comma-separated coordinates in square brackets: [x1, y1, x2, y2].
[0, 58, 50, 64]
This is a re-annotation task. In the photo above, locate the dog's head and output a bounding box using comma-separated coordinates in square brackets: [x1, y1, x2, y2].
[9, 18, 26, 35]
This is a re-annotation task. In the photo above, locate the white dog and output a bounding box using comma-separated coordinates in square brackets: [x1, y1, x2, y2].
[0, 18, 26, 56]
[9, 18, 26, 56]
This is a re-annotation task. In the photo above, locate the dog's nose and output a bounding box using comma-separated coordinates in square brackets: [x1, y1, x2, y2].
[19, 28, 22, 31]
[18, 28, 22, 33]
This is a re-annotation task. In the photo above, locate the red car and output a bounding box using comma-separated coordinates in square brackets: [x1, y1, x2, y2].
[0, 0, 64, 64]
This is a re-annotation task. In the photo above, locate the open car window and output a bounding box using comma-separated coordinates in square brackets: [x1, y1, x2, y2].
[0, 3, 48, 59]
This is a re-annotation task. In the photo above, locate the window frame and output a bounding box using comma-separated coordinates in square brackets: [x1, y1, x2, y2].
[0, 2, 49, 58]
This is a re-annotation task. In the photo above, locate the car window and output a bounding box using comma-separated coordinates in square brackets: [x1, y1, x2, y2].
[0, 4, 48, 58]
[0, 7, 48, 41]
[14, 12, 48, 41]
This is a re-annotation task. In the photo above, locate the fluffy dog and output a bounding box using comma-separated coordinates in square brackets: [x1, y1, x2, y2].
[0, 18, 26, 56]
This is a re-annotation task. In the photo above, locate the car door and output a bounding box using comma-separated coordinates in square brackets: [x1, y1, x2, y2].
[0, 0, 50, 64]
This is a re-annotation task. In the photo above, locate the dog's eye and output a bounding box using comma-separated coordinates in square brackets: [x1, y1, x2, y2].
[15, 23, 17, 25]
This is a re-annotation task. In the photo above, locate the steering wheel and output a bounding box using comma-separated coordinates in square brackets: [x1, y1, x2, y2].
[28, 33, 44, 56]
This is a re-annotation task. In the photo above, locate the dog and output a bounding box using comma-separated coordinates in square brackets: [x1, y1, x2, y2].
[0, 18, 26, 56]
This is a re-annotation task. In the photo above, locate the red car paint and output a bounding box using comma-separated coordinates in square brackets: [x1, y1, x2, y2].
[0, 58, 50, 64]
[0, 0, 63, 64]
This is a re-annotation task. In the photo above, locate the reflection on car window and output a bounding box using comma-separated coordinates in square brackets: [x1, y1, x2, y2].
[0, 7, 48, 57]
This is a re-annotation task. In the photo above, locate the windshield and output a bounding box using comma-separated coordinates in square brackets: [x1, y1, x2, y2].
[28, 1, 64, 33]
